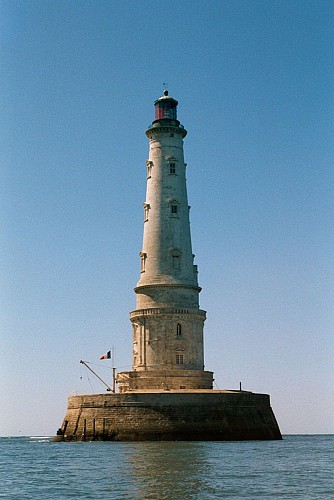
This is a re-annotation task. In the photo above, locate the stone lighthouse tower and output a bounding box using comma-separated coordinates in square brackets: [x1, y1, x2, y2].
[54, 91, 282, 442]
[117, 91, 213, 392]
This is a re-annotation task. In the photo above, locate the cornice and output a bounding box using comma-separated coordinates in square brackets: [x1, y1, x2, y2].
[145, 125, 187, 138]
[134, 283, 201, 293]
[130, 307, 207, 320]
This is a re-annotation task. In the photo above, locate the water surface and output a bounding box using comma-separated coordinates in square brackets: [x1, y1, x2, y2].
[0, 435, 332, 498]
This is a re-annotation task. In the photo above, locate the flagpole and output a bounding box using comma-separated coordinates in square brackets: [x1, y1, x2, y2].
[99, 347, 116, 392]
[112, 367, 116, 393]
[112, 346, 116, 393]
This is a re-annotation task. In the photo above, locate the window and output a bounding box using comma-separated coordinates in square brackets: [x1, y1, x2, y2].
[167, 159, 177, 174]
[140, 252, 147, 273]
[173, 255, 180, 269]
[177, 323, 182, 336]
[171, 249, 181, 270]
[143, 203, 150, 222]
[176, 354, 184, 365]
[146, 160, 153, 178]
[169, 200, 179, 218]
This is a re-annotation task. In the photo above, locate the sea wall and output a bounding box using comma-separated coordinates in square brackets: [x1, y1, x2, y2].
[53, 390, 281, 441]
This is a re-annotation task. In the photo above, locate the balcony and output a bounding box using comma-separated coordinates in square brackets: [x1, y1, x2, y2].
[130, 308, 206, 319]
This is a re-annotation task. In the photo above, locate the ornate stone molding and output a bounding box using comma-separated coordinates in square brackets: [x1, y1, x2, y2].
[146, 125, 187, 139]
[130, 307, 207, 320]
[134, 283, 202, 293]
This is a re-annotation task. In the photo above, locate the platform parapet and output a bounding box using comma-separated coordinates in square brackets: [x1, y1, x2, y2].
[53, 390, 282, 442]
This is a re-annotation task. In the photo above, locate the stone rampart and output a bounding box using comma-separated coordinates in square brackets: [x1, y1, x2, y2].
[53, 390, 282, 441]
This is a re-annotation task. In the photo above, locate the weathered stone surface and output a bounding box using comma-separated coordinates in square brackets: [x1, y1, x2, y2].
[117, 369, 213, 392]
[53, 390, 282, 442]
[117, 94, 214, 391]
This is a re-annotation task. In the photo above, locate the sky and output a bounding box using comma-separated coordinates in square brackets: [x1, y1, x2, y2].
[1, 0, 333, 436]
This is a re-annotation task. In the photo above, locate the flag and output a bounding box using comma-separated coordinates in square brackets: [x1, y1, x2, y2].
[100, 350, 111, 360]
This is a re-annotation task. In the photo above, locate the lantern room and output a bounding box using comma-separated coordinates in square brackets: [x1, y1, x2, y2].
[154, 90, 178, 122]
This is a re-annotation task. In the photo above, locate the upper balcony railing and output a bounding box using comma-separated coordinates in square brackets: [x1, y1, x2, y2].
[130, 308, 206, 319]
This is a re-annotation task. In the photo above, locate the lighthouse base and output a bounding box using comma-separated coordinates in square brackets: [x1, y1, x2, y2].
[53, 390, 281, 442]
[116, 369, 214, 392]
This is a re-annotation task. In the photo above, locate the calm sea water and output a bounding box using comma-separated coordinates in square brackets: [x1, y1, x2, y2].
[0, 435, 332, 499]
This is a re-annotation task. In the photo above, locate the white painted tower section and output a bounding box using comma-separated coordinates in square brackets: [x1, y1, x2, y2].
[117, 92, 213, 392]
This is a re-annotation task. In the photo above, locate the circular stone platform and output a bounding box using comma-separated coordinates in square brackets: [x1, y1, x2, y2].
[53, 390, 282, 441]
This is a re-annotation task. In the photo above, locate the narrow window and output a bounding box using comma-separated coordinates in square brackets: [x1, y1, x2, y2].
[140, 252, 147, 273]
[177, 323, 182, 336]
[169, 162, 176, 174]
[146, 160, 153, 178]
[170, 200, 179, 218]
[173, 255, 180, 269]
[171, 249, 181, 270]
[176, 354, 184, 365]
[143, 203, 150, 222]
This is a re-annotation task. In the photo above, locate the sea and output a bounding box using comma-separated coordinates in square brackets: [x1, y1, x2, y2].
[0, 435, 332, 499]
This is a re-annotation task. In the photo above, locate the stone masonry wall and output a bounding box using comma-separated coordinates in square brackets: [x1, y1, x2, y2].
[55, 391, 282, 442]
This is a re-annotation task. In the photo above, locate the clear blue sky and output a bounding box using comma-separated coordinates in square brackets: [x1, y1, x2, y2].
[1, 0, 333, 436]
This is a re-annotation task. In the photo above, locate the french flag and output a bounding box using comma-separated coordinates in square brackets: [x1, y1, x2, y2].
[100, 350, 111, 360]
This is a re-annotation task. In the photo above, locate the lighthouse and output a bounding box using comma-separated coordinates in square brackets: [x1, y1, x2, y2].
[54, 91, 282, 442]
[117, 91, 213, 392]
